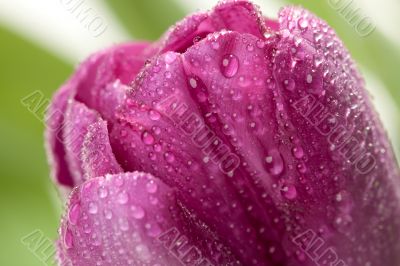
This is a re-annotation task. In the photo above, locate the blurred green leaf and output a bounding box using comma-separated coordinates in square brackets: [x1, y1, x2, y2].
[104, 0, 186, 40]
[0, 25, 72, 266]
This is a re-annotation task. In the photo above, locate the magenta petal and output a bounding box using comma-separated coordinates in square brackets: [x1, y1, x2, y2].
[46, 1, 400, 265]
[63, 100, 99, 185]
[46, 42, 154, 188]
[210, 0, 265, 38]
[57, 172, 227, 266]
[45, 85, 74, 187]
[111, 48, 274, 264]
[74, 43, 153, 122]
[158, 0, 265, 53]
[270, 6, 400, 265]
[81, 119, 123, 179]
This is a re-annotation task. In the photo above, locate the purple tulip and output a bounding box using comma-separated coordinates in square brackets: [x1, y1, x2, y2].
[45, 1, 400, 265]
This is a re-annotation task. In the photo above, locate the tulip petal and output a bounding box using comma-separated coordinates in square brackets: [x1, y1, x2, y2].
[158, 0, 266, 53]
[271, 6, 400, 265]
[57, 172, 231, 266]
[81, 118, 123, 179]
[45, 85, 75, 187]
[74, 43, 153, 122]
[46, 43, 155, 188]
[63, 100, 99, 185]
[110, 47, 275, 264]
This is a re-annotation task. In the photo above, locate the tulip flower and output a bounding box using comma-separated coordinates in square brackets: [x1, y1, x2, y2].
[45, 1, 400, 265]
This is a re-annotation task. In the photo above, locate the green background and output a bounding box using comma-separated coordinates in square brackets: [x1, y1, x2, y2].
[0, 1, 398, 265]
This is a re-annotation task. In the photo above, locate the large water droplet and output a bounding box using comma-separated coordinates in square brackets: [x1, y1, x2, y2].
[221, 54, 239, 78]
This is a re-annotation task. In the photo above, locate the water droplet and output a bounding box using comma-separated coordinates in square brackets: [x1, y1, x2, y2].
[314, 55, 324, 67]
[153, 144, 162, 152]
[211, 41, 220, 50]
[152, 126, 161, 135]
[298, 18, 309, 29]
[142, 131, 155, 145]
[146, 180, 158, 193]
[189, 78, 197, 88]
[148, 110, 161, 121]
[292, 146, 304, 159]
[64, 228, 74, 249]
[306, 74, 313, 84]
[335, 193, 343, 202]
[88, 202, 98, 214]
[146, 223, 162, 237]
[264, 149, 284, 176]
[281, 185, 297, 200]
[283, 79, 295, 91]
[164, 152, 175, 163]
[68, 203, 80, 225]
[98, 187, 108, 199]
[164, 71, 172, 79]
[131, 205, 145, 219]
[165, 53, 177, 64]
[104, 209, 113, 220]
[119, 218, 129, 231]
[264, 32, 274, 39]
[256, 40, 265, 49]
[117, 191, 129, 205]
[221, 54, 239, 78]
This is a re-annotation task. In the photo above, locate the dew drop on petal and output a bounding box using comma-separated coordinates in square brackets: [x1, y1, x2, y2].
[117, 191, 129, 205]
[98, 187, 108, 199]
[165, 52, 177, 64]
[131, 205, 145, 219]
[221, 54, 239, 78]
[146, 180, 158, 193]
[281, 185, 297, 200]
[64, 228, 74, 249]
[148, 110, 161, 121]
[119, 218, 129, 231]
[292, 146, 304, 159]
[306, 74, 313, 84]
[164, 152, 175, 163]
[283, 79, 296, 91]
[142, 131, 155, 145]
[189, 78, 197, 88]
[88, 202, 98, 214]
[68, 203, 81, 225]
[104, 209, 113, 220]
[265, 149, 284, 176]
[298, 18, 309, 29]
